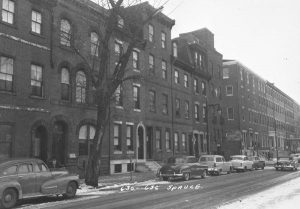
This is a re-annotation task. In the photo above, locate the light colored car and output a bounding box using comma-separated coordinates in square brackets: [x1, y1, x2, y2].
[199, 155, 233, 175]
[0, 158, 79, 209]
[275, 157, 300, 171]
[230, 155, 253, 172]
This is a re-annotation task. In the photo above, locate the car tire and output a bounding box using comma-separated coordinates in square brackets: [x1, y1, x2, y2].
[183, 172, 190, 181]
[1, 188, 18, 209]
[63, 181, 77, 199]
[227, 167, 232, 174]
[201, 170, 207, 179]
[244, 166, 247, 172]
[261, 166, 265, 170]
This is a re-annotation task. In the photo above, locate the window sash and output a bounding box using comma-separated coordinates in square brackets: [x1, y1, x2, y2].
[31, 11, 41, 34]
[2, 0, 14, 24]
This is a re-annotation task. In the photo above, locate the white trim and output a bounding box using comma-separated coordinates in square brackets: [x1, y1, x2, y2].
[134, 109, 141, 112]
[133, 48, 141, 52]
[0, 105, 50, 113]
[126, 122, 134, 125]
[0, 33, 50, 51]
[115, 39, 123, 45]
[114, 121, 122, 125]
[133, 83, 141, 87]
[115, 106, 124, 109]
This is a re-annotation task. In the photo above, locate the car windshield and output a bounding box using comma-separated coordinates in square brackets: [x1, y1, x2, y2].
[200, 156, 214, 162]
[231, 156, 244, 160]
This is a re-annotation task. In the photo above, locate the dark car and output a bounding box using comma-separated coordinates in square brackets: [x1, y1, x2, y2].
[248, 156, 265, 170]
[157, 156, 208, 181]
[274, 157, 300, 171]
[0, 158, 79, 209]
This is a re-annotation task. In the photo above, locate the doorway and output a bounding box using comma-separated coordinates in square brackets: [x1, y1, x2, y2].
[138, 126, 144, 159]
[52, 122, 67, 167]
[146, 127, 153, 159]
[32, 126, 48, 162]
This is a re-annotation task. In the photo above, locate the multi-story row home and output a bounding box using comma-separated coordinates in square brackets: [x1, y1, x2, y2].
[173, 28, 225, 157]
[222, 60, 300, 159]
[0, 0, 178, 175]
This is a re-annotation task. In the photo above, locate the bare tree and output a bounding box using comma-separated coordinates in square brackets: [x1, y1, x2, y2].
[69, 0, 164, 187]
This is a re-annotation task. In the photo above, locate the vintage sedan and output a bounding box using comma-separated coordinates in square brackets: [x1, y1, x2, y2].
[230, 155, 253, 172]
[248, 156, 265, 170]
[199, 155, 233, 175]
[274, 157, 300, 171]
[157, 156, 208, 181]
[0, 158, 79, 209]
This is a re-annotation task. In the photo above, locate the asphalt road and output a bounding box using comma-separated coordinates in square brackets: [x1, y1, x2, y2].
[20, 169, 300, 209]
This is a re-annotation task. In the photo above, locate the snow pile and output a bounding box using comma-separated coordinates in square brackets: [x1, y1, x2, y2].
[219, 176, 300, 209]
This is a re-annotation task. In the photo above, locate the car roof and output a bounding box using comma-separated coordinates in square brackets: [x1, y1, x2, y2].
[0, 158, 44, 168]
[200, 155, 223, 158]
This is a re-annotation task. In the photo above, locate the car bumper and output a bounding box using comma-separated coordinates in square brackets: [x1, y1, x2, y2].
[159, 173, 183, 177]
[232, 166, 245, 170]
[275, 165, 295, 170]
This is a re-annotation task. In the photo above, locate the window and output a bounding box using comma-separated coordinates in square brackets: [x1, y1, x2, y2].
[2, 0, 14, 24]
[75, 71, 86, 103]
[201, 82, 206, 96]
[132, 50, 139, 71]
[3, 166, 17, 176]
[175, 98, 180, 117]
[194, 52, 198, 66]
[174, 132, 179, 151]
[91, 32, 99, 56]
[226, 85, 233, 96]
[117, 15, 124, 28]
[240, 69, 243, 81]
[148, 24, 154, 42]
[60, 19, 71, 46]
[0, 56, 13, 92]
[149, 54, 154, 74]
[133, 84, 140, 110]
[172, 42, 178, 57]
[0, 124, 12, 158]
[115, 41, 123, 59]
[115, 85, 123, 107]
[155, 128, 161, 149]
[174, 70, 179, 84]
[149, 90, 156, 112]
[162, 94, 168, 115]
[194, 103, 200, 122]
[182, 133, 187, 151]
[126, 125, 133, 151]
[194, 78, 199, 93]
[227, 107, 234, 120]
[223, 68, 229, 79]
[113, 123, 121, 151]
[61, 68, 70, 100]
[203, 103, 207, 122]
[161, 32, 166, 48]
[247, 73, 249, 84]
[184, 74, 188, 87]
[31, 64, 43, 97]
[162, 60, 167, 80]
[184, 100, 189, 119]
[166, 129, 171, 150]
[78, 125, 95, 156]
[31, 10, 42, 34]
[18, 164, 30, 174]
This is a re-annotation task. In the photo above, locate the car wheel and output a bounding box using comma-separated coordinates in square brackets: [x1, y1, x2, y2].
[201, 170, 207, 179]
[183, 172, 190, 181]
[275, 167, 279, 171]
[261, 166, 265, 170]
[1, 188, 18, 209]
[227, 167, 232, 174]
[63, 181, 77, 199]
[244, 166, 247, 172]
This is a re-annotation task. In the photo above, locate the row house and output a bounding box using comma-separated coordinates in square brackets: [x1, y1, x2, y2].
[222, 60, 299, 159]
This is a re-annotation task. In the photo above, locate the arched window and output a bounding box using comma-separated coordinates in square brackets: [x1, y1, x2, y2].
[60, 19, 71, 46]
[90, 32, 99, 56]
[61, 68, 70, 100]
[78, 125, 95, 156]
[76, 71, 86, 103]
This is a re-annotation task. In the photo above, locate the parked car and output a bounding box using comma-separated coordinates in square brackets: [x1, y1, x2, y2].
[248, 156, 265, 170]
[157, 156, 208, 181]
[274, 157, 300, 171]
[289, 153, 300, 161]
[198, 155, 233, 175]
[0, 158, 79, 209]
[230, 155, 253, 172]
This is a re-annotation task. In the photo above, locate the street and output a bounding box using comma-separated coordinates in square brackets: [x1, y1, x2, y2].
[18, 169, 300, 209]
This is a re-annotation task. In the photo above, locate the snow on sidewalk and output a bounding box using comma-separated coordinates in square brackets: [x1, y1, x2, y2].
[218, 175, 300, 209]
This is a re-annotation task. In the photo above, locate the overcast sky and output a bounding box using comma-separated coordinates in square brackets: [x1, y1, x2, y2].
[93, 0, 300, 104]
[153, 0, 300, 104]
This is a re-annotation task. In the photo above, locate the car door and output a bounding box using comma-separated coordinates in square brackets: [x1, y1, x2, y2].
[221, 157, 229, 172]
[17, 163, 37, 195]
[244, 157, 252, 168]
[34, 162, 54, 193]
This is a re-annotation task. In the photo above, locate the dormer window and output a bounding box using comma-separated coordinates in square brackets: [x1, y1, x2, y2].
[172, 42, 178, 57]
[117, 16, 124, 28]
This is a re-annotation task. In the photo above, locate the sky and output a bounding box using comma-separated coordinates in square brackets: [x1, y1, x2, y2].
[154, 0, 300, 104]
[93, 0, 300, 104]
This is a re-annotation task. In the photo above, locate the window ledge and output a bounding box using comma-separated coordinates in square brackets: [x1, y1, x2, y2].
[134, 109, 141, 112]
[0, 90, 16, 96]
[0, 21, 17, 29]
[133, 69, 140, 73]
[115, 106, 124, 109]
[29, 95, 46, 100]
[29, 31, 45, 39]
[114, 151, 122, 154]
[127, 151, 134, 154]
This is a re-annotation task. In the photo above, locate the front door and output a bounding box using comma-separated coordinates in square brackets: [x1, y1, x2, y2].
[32, 126, 48, 162]
[138, 126, 144, 159]
[52, 122, 67, 167]
[195, 134, 200, 158]
[146, 127, 153, 159]
[18, 163, 36, 195]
